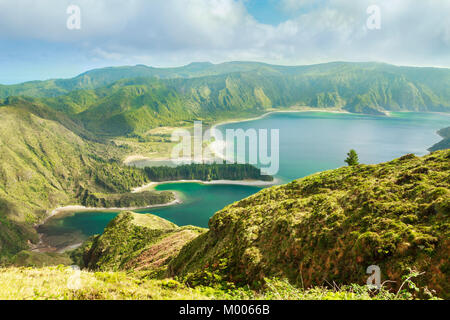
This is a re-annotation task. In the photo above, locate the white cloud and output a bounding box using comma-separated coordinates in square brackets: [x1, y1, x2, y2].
[0, 0, 449, 69]
[280, 0, 317, 12]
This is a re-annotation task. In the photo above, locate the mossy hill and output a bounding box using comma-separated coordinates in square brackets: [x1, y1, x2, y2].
[1, 213, 431, 300]
[168, 151, 450, 298]
[75, 212, 206, 275]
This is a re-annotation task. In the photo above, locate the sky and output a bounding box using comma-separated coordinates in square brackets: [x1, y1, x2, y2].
[0, 0, 449, 84]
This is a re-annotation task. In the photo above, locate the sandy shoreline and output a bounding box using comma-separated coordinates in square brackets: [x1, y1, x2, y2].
[132, 178, 281, 193]
[210, 107, 351, 132]
[47, 197, 182, 219]
[35, 193, 183, 231]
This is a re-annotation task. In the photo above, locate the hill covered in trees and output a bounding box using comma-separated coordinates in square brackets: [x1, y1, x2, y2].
[143, 163, 273, 182]
[1, 62, 450, 136]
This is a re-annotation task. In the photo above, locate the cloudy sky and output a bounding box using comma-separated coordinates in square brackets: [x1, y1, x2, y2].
[0, 0, 449, 84]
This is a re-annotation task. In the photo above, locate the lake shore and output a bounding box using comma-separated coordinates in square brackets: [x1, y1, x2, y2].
[32, 193, 183, 253]
[210, 107, 351, 131]
[36, 193, 183, 230]
[123, 107, 351, 165]
[49, 196, 182, 219]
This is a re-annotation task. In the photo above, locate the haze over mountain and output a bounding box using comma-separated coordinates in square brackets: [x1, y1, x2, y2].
[1, 61, 450, 137]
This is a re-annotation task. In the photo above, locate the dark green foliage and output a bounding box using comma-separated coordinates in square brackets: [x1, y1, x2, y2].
[345, 149, 360, 166]
[77, 187, 174, 208]
[89, 162, 149, 193]
[81, 212, 206, 272]
[143, 163, 273, 182]
[0, 199, 38, 258]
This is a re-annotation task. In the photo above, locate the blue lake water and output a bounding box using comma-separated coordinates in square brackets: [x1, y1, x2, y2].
[41, 112, 450, 244]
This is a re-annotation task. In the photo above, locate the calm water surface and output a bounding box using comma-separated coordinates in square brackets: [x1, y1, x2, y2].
[42, 112, 450, 245]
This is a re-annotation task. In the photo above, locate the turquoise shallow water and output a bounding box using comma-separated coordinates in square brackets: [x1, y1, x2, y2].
[42, 112, 450, 244]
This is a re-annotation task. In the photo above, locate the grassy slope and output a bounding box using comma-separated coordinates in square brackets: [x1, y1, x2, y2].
[169, 151, 450, 298]
[78, 212, 205, 275]
[0, 213, 422, 300]
[0, 266, 415, 300]
[0, 105, 173, 258]
[0, 106, 94, 256]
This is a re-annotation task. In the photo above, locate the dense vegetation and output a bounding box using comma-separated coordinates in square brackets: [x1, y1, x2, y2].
[62, 211, 432, 300]
[77, 188, 174, 208]
[75, 212, 205, 275]
[0, 61, 449, 300]
[169, 151, 450, 299]
[2, 62, 450, 136]
[0, 106, 172, 259]
[1, 266, 423, 300]
[143, 163, 273, 182]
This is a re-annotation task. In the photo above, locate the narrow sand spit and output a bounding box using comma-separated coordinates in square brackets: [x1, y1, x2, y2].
[131, 178, 281, 193]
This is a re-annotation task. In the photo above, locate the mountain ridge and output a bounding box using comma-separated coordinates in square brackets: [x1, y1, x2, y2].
[2, 61, 450, 137]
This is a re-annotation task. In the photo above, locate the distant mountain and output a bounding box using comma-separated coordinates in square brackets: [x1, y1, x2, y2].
[0, 62, 449, 131]
[0, 61, 277, 98]
[2, 62, 449, 136]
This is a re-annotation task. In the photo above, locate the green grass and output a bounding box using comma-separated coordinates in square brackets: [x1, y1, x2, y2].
[78, 212, 206, 273]
[0, 266, 429, 300]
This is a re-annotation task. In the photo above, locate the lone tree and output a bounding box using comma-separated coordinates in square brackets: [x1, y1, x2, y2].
[345, 149, 359, 166]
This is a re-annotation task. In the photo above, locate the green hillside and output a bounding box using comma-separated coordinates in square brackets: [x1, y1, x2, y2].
[0, 106, 174, 258]
[1, 62, 450, 137]
[168, 151, 450, 298]
[60, 151, 450, 299]
[76, 212, 206, 274]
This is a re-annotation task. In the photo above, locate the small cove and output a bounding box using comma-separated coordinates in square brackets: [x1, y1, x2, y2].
[39, 111, 450, 250]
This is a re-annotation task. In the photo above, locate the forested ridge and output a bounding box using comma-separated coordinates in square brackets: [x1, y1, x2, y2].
[143, 163, 273, 182]
[2, 61, 450, 137]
